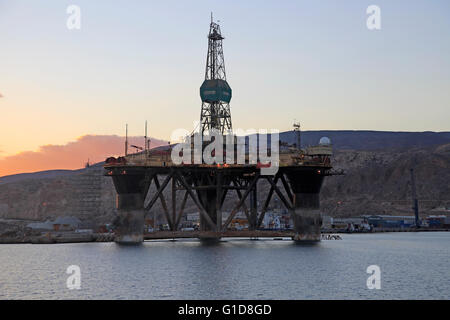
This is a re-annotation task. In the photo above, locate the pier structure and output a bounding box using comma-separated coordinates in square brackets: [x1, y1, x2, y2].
[105, 17, 334, 244]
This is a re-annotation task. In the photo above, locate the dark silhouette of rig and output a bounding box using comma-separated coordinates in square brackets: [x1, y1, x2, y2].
[104, 17, 335, 244]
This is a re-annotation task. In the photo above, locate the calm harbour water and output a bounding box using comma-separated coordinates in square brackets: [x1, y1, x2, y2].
[0, 232, 449, 299]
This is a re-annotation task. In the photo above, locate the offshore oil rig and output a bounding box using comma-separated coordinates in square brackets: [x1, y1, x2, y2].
[104, 17, 334, 244]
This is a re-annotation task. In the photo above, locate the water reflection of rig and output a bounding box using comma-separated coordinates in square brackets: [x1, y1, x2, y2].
[104, 17, 338, 244]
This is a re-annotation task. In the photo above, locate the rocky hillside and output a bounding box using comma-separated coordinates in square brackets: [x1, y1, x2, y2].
[320, 143, 450, 217]
[0, 163, 117, 224]
[1, 133, 449, 224]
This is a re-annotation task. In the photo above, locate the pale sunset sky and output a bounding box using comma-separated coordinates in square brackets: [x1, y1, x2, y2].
[0, 0, 449, 175]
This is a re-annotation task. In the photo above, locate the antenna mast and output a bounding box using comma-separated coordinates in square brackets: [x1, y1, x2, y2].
[125, 124, 128, 156]
[144, 120, 148, 151]
[293, 122, 301, 150]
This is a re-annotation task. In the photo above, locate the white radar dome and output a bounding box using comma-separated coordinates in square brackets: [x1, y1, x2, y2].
[319, 137, 331, 145]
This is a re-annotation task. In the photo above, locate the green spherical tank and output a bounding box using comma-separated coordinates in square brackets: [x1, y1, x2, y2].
[200, 79, 232, 103]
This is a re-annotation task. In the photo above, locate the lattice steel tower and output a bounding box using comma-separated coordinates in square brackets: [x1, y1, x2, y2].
[199, 16, 232, 135]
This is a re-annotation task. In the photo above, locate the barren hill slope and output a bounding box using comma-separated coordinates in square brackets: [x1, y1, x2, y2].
[1, 133, 449, 224]
[320, 143, 450, 217]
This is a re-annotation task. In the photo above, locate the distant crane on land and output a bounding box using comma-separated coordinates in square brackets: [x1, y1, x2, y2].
[410, 168, 420, 228]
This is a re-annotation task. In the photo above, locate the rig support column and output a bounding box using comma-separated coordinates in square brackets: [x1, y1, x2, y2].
[115, 193, 145, 244]
[285, 170, 325, 242]
[249, 182, 258, 230]
[198, 190, 218, 232]
[111, 170, 150, 244]
[291, 193, 322, 241]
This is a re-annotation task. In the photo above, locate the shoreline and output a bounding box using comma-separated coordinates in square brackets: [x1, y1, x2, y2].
[0, 232, 114, 245]
[0, 228, 449, 244]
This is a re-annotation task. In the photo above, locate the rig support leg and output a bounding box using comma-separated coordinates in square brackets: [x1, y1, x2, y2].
[291, 193, 322, 242]
[249, 183, 258, 231]
[115, 193, 145, 244]
[284, 170, 325, 242]
[198, 190, 222, 241]
[199, 190, 218, 232]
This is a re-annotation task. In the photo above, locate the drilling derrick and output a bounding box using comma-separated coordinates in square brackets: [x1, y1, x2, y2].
[200, 18, 232, 135]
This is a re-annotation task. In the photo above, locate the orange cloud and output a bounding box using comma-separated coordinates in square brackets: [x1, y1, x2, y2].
[0, 135, 167, 177]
